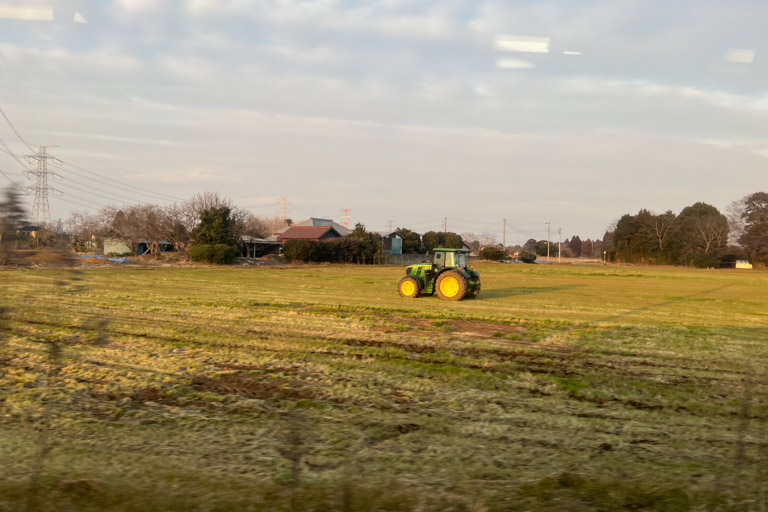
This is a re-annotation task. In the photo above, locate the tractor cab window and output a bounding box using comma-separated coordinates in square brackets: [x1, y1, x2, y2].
[444, 252, 455, 267]
[456, 253, 467, 268]
[434, 252, 443, 266]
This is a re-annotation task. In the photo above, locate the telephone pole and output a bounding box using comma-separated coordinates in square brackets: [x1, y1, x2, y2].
[502, 218, 506, 253]
[387, 220, 394, 232]
[25, 145, 58, 226]
[558, 227, 562, 264]
[545, 222, 551, 261]
[443, 217, 447, 235]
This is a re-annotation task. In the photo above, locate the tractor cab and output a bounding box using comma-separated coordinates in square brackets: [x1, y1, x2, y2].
[433, 248, 469, 270]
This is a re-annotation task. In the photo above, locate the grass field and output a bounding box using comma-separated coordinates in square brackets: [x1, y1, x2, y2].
[1, 260, 767, 511]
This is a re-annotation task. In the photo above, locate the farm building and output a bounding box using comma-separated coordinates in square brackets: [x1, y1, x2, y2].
[240, 236, 282, 257]
[379, 232, 403, 255]
[103, 238, 173, 256]
[103, 238, 134, 256]
[277, 226, 343, 242]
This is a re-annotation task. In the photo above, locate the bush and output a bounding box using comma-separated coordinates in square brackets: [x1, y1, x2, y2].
[686, 253, 721, 269]
[189, 243, 237, 264]
[518, 251, 537, 263]
[283, 233, 380, 264]
[481, 246, 507, 261]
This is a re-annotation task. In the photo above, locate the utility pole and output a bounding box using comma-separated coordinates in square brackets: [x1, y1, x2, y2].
[558, 227, 562, 264]
[341, 209, 351, 229]
[443, 217, 447, 235]
[545, 222, 551, 262]
[387, 220, 394, 232]
[25, 145, 58, 226]
[278, 196, 289, 221]
[502, 218, 506, 253]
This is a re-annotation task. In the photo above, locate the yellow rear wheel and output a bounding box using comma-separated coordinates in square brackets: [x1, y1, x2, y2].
[435, 271, 467, 301]
[439, 276, 460, 297]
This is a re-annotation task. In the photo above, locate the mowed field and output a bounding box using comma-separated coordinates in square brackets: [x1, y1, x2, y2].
[1, 261, 767, 511]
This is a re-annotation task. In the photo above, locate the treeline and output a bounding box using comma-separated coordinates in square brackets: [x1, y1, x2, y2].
[66, 191, 280, 258]
[284, 227, 466, 264]
[605, 192, 768, 267]
[283, 224, 381, 264]
[392, 228, 464, 254]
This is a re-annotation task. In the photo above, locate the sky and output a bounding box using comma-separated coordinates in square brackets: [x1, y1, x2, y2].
[0, 0, 766, 243]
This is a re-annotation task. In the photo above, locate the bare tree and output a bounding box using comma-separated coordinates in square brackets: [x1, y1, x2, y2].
[234, 211, 269, 239]
[679, 214, 729, 257]
[176, 192, 233, 233]
[66, 210, 109, 248]
[261, 215, 290, 236]
[638, 210, 677, 252]
[726, 197, 747, 245]
[162, 204, 190, 254]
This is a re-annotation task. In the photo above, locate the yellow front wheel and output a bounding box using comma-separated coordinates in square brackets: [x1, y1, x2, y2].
[398, 276, 420, 298]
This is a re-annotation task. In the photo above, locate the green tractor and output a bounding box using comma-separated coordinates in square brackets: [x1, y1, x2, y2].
[398, 248, 481, 301]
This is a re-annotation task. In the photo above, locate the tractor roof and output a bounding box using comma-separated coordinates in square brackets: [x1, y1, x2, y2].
[433, 247, 469, 253]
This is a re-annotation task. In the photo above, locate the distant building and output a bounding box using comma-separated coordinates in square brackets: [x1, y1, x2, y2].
[240, 236, 282, 257]
[103, 238, 133, 255]
[278, 226, 343, 242]
[275, 218, 351, 237]
[379, 232, 403, 255]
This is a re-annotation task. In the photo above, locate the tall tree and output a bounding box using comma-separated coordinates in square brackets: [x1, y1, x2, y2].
[674, 202, 728, 266]
[395, 227, 422, 253]
[191, 207, 236, 246]
[738, 192, 768, 264]
[569, 235, 582, 257]
[638, 210, 677, 262]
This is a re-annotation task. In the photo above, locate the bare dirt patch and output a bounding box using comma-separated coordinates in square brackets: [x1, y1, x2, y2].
[191, 372, 316, 400]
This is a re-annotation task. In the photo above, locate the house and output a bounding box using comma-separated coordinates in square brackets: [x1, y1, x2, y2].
[278, 226, 343, 242]
[18, 225, 42, 237]
[275, 218, 351, 237]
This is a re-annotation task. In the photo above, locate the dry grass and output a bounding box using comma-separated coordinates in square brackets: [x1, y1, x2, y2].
[0, 262, 767, 510]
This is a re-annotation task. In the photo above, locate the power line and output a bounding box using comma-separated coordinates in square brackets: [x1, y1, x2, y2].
[0, 166, 21, 184]
[55, 159, 184, 202]
[0, 103, 34, 152]
[54, 177, 144, 206]
[0, 135, 33, 171]
[56, 195, 104, 211]
[49, 162, 175, 204]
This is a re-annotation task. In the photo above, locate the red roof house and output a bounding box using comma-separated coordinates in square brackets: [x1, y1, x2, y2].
[277, 226, 343, 242]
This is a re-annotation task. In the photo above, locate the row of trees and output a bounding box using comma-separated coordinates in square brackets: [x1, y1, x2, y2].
[66, 192, 286, 258]
[604, 192, 768, 267]
[283, 224, 383, 264]
[393, 228, 464, 253]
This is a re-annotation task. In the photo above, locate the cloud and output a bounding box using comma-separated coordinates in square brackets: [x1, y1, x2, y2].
[496, 58, 534, 69]
[724, 49, 755, 64]
[115, 0, 156, 11]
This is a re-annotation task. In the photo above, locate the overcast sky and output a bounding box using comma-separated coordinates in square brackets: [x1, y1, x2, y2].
[0, 0, 766, 242]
